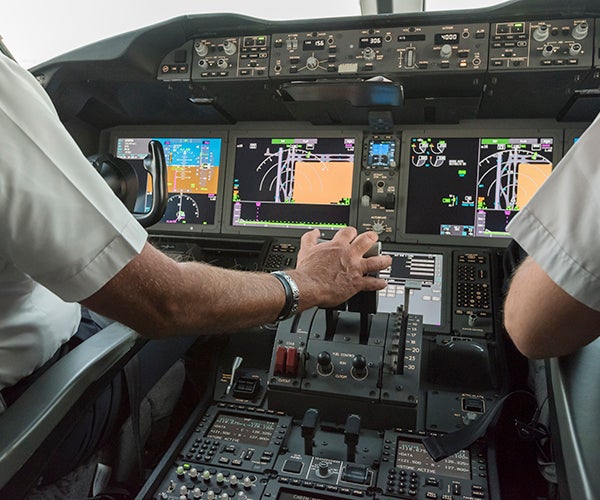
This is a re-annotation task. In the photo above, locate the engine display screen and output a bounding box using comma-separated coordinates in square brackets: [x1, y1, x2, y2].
[395, 438, 471, 480]
[115, 137, 222, 227]
[230, 136, 356, 231]
[205, 413, 277, 446]
[405, 136, 554, 238]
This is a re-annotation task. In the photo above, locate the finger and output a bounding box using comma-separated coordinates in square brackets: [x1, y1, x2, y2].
[349, 230, 379, 256]
[300, 228, 320, 249]
[358, 275, 389, 291]
[331, 226, 357, 244]
[362, 255, 393, 275]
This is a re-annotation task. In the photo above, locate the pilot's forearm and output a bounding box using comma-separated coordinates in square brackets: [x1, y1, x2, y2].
[504, 256, 600, 358]
[82, 243, 287, 337]
[82, 229, 392, 338]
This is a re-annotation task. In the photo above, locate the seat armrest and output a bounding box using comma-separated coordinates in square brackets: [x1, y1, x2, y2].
[547, 337, 600, 500]
[0, 322, 142, 490]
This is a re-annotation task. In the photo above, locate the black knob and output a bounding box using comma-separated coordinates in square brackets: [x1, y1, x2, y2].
[353, 354, 366, 371]
[317, 351, 333, 374]
[353, 354, 367, 378]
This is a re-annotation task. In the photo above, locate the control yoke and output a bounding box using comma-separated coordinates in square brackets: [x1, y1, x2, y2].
[136, 140, 168, 227]
[89, 139, 168, 228]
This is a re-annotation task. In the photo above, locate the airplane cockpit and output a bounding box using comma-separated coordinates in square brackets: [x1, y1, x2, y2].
[1, 0, 600, 498]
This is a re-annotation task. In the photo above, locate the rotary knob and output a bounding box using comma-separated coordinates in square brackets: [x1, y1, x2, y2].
[223, 40, 238, 55]
[371, 221, 385, 234]
[533, 24, 549, 42]
[217, 58, 228, 69]
[439, 44, 452, 59]
[306, 56, 320, 70]
[572, 21, 589, 40]
[317, 462, 331, 478]
[194, 41, 209, 57]
[569, 43, 582, 56]
[363, 47, 376, 61]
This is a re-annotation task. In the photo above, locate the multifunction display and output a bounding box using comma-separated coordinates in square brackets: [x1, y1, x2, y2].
[395, 438, 471, 480]
[406, 136, 554, 238]
[116, 137, 222, 227]
[378, 251, 444, 326]
[205, 413, 278, 446]
[231, 137, 356, 231]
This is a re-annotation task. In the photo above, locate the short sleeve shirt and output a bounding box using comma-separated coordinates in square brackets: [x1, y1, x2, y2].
[0, 53, 147, 388]
[507, 113, 600, 312]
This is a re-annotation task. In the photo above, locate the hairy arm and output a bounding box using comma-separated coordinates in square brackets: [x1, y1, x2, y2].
[82, 227, 392, 338]
[504, 256, 600, 358]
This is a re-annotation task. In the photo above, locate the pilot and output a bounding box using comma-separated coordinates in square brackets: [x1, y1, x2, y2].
[0, 50, 391, 482]
[504, 114, 600, 358]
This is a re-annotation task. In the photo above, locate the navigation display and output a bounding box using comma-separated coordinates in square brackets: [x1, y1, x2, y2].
[405, 135, 555, 238]
[115, 136, 222, 229]
[229, 136, 356, 231]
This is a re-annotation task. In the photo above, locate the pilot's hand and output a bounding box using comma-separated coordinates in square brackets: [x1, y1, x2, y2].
[290, 227, 392, 309]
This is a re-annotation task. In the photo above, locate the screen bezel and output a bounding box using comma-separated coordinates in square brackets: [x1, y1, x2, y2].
[221, 126, 363, 238]
[397, 127, 563, 248]
[103, 126, 228, 235]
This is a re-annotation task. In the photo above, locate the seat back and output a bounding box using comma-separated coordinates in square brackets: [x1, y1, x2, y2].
[0, 322, 143, 497]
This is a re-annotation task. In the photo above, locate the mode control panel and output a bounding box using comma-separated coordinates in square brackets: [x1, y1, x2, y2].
[190, 35, 271, 80]
[489, 18, 594, 70]
[270, 24, 488, 77]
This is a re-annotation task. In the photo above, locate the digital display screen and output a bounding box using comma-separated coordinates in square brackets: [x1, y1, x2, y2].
[359, 36, 383, 48]
[115, 137, 222, 227]
[303, 39, 326, 50]
[205, 413, 277, 446]
[378, 252, 444, 326]
[395, 438, 471, 480]
[367, 138, 397, 168]
[406, 136, 554, 238]
[435, 32, 459, 44]
[231, 137, 356, 231]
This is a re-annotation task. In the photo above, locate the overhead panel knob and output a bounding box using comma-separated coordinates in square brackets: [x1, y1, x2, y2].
[223, 40, 238, 55]
[533, 24, 549, 42]
[572, 21, 589, 40]
[569, 43, 582, 56]
[194, 41, 209, 57]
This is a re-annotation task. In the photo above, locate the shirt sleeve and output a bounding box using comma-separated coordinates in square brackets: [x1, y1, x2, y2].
[0, 53, 147, 302]
[507, 113, 600, 311]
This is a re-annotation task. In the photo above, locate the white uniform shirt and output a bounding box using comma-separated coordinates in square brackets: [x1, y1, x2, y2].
[0, 53, 147, 389]
[507, 113, 600, 312]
